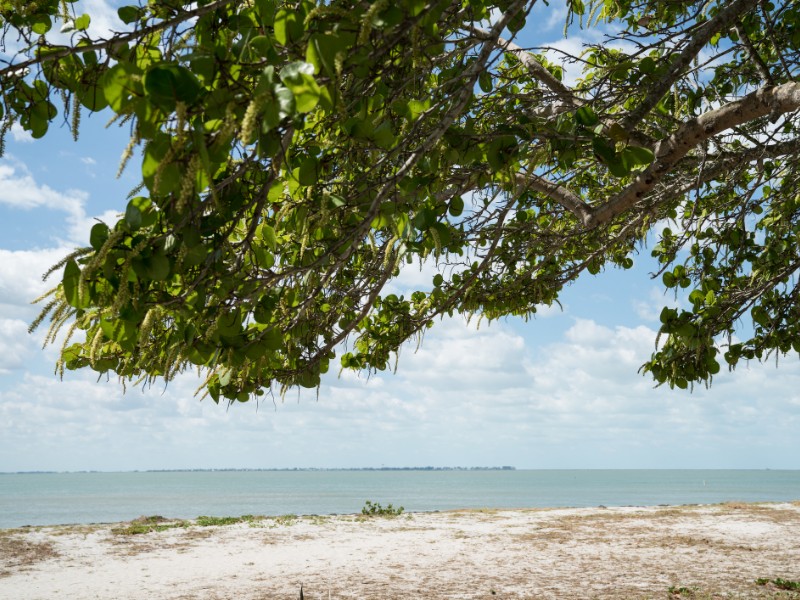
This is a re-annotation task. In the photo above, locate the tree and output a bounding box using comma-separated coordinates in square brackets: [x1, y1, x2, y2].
[2, 0, 799, 402]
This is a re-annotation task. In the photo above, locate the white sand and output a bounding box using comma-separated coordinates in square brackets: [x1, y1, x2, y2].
[2, 503, 799, 599]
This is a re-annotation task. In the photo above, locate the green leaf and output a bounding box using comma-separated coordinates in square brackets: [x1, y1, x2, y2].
[142, 135, 181, 195]
[117, 6, 141, 24]
[576, 106, 599, 126]
[478, 71, 493, 93]
[145, 251, 170, 280]
[77, 80, 109, 111]
[280, 61, 320, 113]
[62, 260, 89, 309]
[183, 243, 208, 267]
[592, 136, 617, 164]
[103, 63, 141, 112]
[261, 224, 277, 250]
[217, 309, 243, 337]
[28, 113, 49, 139]
[298, 156, 320, 186]
[74, 14, 91, 31]
[31, 15, 52, 35]
[639, 56, 656, 74]
[274, 9, 302, 46]
[124, 196, 155, 230]
[448, 196, 464, 217]
[659, 307, 677, 324]
[253, 246, 275, 269]
[274, 86, 296, 118]
[371, 121, 395, 149]
[100, 319, 138, 352]
[605, 122, 628, 142]
[623, 145, 655, 167]
[144, 64, 203, 112]
[208, 377, 221, 403]
[90, 223, 110, 250]
[306, 33, 351, 77]
[508, 12, 525, 33]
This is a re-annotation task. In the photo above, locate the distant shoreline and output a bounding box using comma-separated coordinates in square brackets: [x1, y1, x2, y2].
[6, 467, 799, 475]
[3, 466, 517, 474]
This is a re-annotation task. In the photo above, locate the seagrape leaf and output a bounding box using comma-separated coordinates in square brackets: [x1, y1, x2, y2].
[623, 145, 655, 167]
[117, 6, 142, 24]
[142, 135, 182, 195]
[298, 156, 320, 186]
[478, 71, 493, 93]
[576, 105, 599, 127]
[125, 196, 156, 230]
[306, 33, 351, 76]
[31, 15, 52, 35]
[102, 63, 141, 112]
[448, 196, 465, 217]
[279, 61, 320, 113]
[144, 251, 170, 281]
[74, 14, 91, 31]
[100, 318, 138, 352]
[274, 9, 302, 46]
[62, 260, 89, 309]
[143, 64, 203, 112]
[77, 79, 109, 111]
[90, 223, 110, 250]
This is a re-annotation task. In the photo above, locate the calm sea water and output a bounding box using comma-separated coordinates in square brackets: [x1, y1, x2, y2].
[1, 470, 798, 529]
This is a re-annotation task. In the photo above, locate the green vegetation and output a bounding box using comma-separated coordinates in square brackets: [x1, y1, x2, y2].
[111, 514, 264, 535]
[3, 1, 800, 398]
[195, 514, 260, 527]
[361, 500, 404, 517]
[270, 514, 299, 527]
[757, 578, 800, 591]
[668, 586, 696, 597]
[111, 516, 189, 535]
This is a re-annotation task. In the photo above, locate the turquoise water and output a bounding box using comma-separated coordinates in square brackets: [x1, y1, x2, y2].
[1, 470, 798, 528]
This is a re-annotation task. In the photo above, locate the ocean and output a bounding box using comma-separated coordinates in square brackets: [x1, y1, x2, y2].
[1, 469, 798, 529]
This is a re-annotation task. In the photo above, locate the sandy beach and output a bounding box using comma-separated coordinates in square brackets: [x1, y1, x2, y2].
[2, 502, 799, 599]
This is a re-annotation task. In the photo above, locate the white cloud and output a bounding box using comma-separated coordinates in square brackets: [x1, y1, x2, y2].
[0, 247, 69, 317]
[10, 123, 34, 144]
[0, 159, 124, 373]
[0, 319, 31, 374]
[81, 0, 128, 39]
[1, 309, 799, 471]
[0, 159, 87, 237]
[0, 158, 120, 246]
[633, 286, 682, 322]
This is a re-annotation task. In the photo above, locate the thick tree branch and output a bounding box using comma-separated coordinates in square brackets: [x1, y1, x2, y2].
[514, 172, 593, 223]
[590, 81, 800, 228]
[620, 0, 761, 134]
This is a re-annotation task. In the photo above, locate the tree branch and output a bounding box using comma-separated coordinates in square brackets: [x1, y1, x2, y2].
[733, 20, 775, 85]
[465, 25, 579, 107]
[0, 0, 237, 78]
[514, 172, 593, 223]
[590, 81, 800, 228]
[620, 0, 761, 134]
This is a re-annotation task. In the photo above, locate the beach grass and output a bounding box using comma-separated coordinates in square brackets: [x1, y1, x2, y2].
[0, 530, 59, 577]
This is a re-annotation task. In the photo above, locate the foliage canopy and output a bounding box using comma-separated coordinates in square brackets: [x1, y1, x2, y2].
[2, 0, 800, 401]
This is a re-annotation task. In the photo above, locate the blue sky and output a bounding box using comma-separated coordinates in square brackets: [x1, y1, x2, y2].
[0, 1, 798, 472]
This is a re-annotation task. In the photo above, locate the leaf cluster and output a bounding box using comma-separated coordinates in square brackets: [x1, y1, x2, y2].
[1, 0, 799, 398]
